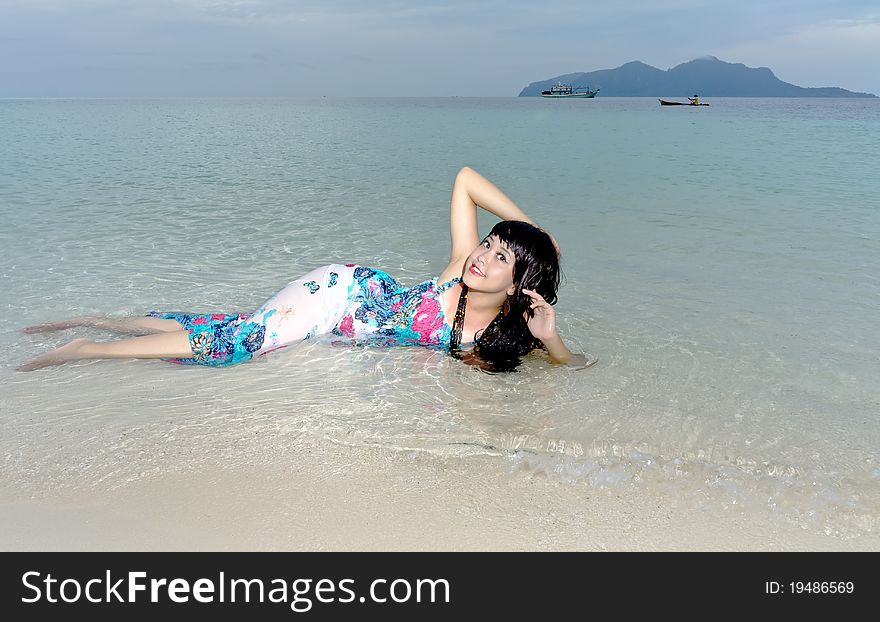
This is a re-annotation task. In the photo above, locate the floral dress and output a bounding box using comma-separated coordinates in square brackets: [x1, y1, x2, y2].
[147, 264, 460, 366]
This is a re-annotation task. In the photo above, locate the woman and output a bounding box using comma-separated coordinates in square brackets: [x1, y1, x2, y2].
[19, 167, 591, 372]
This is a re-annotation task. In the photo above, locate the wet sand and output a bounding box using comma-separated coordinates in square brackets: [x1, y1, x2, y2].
[2, 437, 876, 552]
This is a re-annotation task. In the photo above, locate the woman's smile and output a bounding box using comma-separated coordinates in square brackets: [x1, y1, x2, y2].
[468, 262, 485, 277]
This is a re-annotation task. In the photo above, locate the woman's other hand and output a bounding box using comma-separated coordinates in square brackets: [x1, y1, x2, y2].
[522, 288, 557, 342]
[522, 287, 577, 364]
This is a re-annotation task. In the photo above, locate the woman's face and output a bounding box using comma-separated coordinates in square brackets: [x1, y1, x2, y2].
[461, 235, 516, 295]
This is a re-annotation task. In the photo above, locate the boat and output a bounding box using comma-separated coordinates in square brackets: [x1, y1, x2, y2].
[541, 83, 599, 98]
[659, 99, 709, 106]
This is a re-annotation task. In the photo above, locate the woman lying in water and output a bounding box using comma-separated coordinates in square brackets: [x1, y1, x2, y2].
[19, 167, 594, 372]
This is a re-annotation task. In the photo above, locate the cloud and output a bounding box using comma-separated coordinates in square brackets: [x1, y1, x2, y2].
[189, 60, 249, 72]
[716, 17, 880, 92]
[83, 64, 124, 72]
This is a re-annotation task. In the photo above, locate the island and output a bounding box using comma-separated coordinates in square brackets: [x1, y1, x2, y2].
[518, 56, 876, 98]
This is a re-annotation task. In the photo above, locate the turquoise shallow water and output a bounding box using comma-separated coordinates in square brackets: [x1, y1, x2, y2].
[2, 97, 879, 538]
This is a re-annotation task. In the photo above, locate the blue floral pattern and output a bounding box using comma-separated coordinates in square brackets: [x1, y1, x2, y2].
[146, 311, 266, 366]
[333, 267, 459, 347]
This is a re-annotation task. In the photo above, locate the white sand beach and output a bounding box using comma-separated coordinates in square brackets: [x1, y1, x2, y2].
[2, 435, 877, 552]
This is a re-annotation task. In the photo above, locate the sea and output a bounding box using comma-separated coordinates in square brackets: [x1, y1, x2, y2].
[1, 96, 878, 540]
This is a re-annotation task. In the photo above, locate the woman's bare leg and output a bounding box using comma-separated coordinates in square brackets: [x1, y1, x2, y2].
[22, 315, 182, 335]
[17, 330, 194, 372]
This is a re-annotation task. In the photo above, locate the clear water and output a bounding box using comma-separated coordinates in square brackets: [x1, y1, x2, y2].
[2, 97, 878, 538]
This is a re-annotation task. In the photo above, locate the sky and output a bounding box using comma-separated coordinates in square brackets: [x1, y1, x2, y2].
[1, 0, 877, 97]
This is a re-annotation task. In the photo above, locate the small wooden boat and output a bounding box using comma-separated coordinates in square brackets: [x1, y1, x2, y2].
[659, 99, 709, 106]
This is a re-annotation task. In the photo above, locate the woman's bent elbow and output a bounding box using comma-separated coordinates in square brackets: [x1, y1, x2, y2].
[457, 165, 476, 179]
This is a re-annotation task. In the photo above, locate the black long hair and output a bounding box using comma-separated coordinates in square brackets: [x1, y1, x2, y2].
[455, 220, 562, 372]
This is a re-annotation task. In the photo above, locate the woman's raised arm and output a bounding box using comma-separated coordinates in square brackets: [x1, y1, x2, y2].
[447, 166, 537, 263]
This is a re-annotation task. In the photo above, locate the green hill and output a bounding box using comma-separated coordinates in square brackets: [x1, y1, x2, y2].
[519, 57, 876, 97]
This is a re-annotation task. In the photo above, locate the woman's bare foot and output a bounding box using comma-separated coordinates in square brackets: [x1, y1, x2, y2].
[566, 352, 598, 370]
[17, 338, 92, 372]
[21, 317, 98, 334]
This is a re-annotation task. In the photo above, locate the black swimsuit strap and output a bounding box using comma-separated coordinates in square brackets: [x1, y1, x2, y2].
[449, 283, 468, 353]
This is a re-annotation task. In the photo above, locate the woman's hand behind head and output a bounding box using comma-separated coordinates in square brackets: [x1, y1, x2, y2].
[544, 230, 561, 259]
